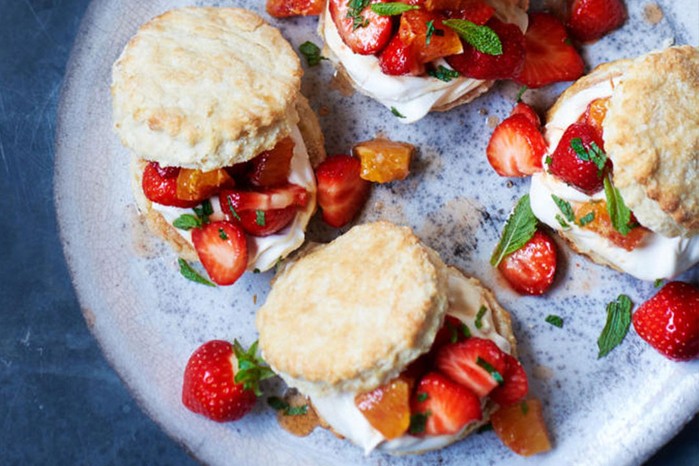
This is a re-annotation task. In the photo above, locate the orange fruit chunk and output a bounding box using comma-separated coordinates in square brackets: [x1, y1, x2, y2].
[399, 11, 463, 64]
[577, 97, 609, 137]
[574, 201, 648, 251]
[176, 168, 234, 202]
[491, 398, 552, 457]
[352, 138, 414, 183]
[248, 137, 295, 188]
[355, 376, 411, 440]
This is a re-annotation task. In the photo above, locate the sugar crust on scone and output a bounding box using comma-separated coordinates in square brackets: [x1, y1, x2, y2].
[604, 45, 699, 237]
[112, 7, 302, 171]
[257, 222, 450, 397]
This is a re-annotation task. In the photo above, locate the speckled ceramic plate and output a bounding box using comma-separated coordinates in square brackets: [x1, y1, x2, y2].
[55, 1, 699, 465]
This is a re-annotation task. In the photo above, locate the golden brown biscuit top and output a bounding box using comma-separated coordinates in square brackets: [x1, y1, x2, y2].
[257, 222, 449, 397]
[604, 46, 699, 236]
[112, 7, 302, 171]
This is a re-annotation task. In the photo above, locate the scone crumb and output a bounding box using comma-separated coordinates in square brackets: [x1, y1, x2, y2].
[643, 3, 663, 25]
[487, 115, 500, 128]
[533, 365, 554, 380]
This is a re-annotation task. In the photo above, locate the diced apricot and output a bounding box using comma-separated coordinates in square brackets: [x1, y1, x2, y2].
[248, 137, 295, 188]
[425, 0, 485, 10]
[355, 376, 411, 439]
[352, 138, 414, 183]
[491, 398, 552, 457]
[574, 201, 648, 251]
[176, 168, 234, 202]
[266, 0, 324, 18]
[399, 11, 463, 64]
[577, 97, 609, 138]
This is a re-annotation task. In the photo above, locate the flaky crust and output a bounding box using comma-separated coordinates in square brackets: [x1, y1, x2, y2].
[604, 46, 699, 237]
[257, 222, 450, 397]
[130, 96, 326, 262]
[112, 7, 302, 171]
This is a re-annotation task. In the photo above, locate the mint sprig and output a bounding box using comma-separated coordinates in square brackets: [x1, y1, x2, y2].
[443, 19, 502, 55]
[603, 176, 632, 235]
[347, 0, 371, 29]
[551, 195, 574, 223]
[299, 41, 326, 67]
[173, 214, 202, 230]
[570, 138, 607, 175]
[370, 2, 418, 16]
[178, 258, 215, 287]
[427, 65, 460, 82]
[490, 194, 538, 267]
[597, 294, 633, 358]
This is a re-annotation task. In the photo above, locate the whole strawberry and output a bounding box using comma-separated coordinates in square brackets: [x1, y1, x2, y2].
[182, 340, 274, 422]
[632, 282, 699, 361]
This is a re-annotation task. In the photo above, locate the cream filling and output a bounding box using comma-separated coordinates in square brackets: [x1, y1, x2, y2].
[530, 79, 699, 280]
[310, 269, 511, 455]
[151, 125, 316, 272]
[320, 2, 527, 123]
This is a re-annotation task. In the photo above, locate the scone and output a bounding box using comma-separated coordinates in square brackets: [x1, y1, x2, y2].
[529, 45, 699, 281]
[111, 7, 326, 283]
[319, 0, 529, 123]
[257, 222, 529, 455]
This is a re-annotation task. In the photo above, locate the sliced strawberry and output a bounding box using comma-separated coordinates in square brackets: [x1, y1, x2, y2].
[410, 372, 482, 436]
[498, 229, 557, 295]
[142, 162, 199, 208]
[486, 114, 546, 177]
[632, 282, 699, 361]
[220, 184, 308, 212]
[248, 137, 295, 188]
[490, 354, 529, 406]
[379, 34, 424, 76]
[182, 340, 273, 422]
[315, 155, 371, 228]
[510, 102, 541, 128]
[514, 12, 585, 88]
[433, 316, 472, 352]
[435, 337, 507, 397]
[444, 0, 495, 25]
[191, 221, 248, 286]
[266, 0, 324, 17]
[566, 0, 626, 43]
[233, 206, 297, 237]
[446, 18, 525, 80]
[329, 0, 393, 55]
[548, 122, 610, 195]
[399, 10, 463, 65]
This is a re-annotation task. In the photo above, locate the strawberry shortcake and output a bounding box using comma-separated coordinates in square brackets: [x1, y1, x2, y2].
[529, 46, 699, 280]
[257, 222, 550, 455]
[111, 7, 325, 285]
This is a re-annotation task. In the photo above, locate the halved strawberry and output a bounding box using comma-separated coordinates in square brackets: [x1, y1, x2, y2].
[444, 0, 495, 25]
[433, 316, 472, 352]
[248, 137, 295, 188]
[446, 18, 525, 80]
[220, 184, 308, 212]
[191, 221, 248, 286]
[379, 34, 424, 76]
[329, 0, 393, 55]
[315, 155, 371, 228]
[632, 281, 699, 361]
[489, 354, 529, 406]
[514, 12, 585, 88]
[435, 337, 507, 397]
[142, 162, 199, 208]
[266, 0, 324, 17]
[566, 0, 626, 43]
[510, 102, 541, 128]
[548, 122, 610, 195]
[410, 372, 482, 436]
[498, 229, 557, 295]
[234, 207, 297, 237]
[182, 340, 274, 422]
[486, 114, 546, 177]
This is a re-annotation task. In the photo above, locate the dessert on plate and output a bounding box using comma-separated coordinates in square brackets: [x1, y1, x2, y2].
[257, 222, 548, 455]
[529, 45, 699, 280]
[111, 7, 326, 285]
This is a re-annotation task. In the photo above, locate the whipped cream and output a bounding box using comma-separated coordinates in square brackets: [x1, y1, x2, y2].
[320, 2, 527, 123]
[151, 125, 316, 272]
[530, 79, 699, 280]
[310, 269, 511, 455]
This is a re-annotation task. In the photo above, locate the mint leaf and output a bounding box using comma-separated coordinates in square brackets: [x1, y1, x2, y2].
[299, 41, 325, 67]
[555, 214, 570, 229]
[178, 258, 215, 287]
[570, 138, 607, 175]
[428, 65, 460, 82]
[578, 211, 595, 226]
[545, 315, 564, 328]
[604, 176, 632, 235]
[551, 194, 575, 223]
[417, 392, 428, 402]
[477, 357, 504, 384]
[370, 2, 418, 16]
[654, 278, 663, 288]
[218, 227, 228, 240]
[173, 214, 201, 230]
[391, 107, 406, 118]
[597, 294, 633, 358]
[443, 19, 502, 55]
[409, 411, 430, 434]
[348, 0, 371, 29]
[515, 85, 528, 102]
[475, 305, 487, 330]
[256, 210, 266, 226]
[490, 194, 538, 266]
[225, 196, 241, 221]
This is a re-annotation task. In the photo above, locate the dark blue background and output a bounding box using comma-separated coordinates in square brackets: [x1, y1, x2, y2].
[0, 0, 696, 464]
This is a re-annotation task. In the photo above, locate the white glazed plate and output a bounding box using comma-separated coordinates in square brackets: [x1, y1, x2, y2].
[55, 1, 699, 465]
